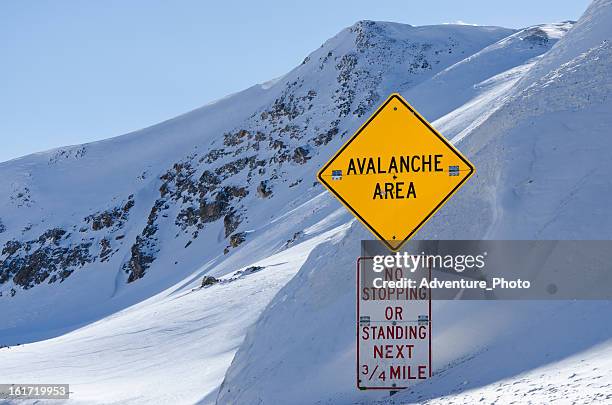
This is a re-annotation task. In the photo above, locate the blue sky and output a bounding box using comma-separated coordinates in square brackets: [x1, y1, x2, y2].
[1, 0, 590, 162]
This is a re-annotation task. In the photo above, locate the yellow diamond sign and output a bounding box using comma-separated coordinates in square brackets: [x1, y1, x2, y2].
[318, 93, 475, 251]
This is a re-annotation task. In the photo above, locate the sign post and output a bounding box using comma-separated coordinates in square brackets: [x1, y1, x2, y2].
[318, 93, 475, 392]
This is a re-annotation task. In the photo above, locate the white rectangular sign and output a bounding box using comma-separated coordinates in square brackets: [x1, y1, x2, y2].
[357, 257, 431, 390]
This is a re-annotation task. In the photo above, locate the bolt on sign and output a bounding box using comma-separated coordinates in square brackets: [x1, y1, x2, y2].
[357, 257, 431, 390]
[318, 93, 475, 251]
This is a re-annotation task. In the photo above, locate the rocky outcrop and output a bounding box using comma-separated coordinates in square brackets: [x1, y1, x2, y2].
[257, 181, 273, 198]
[0, 195, 134, 293]
[85, 195, 134, 231]
[99, 238, 112, 262]
[224, 209, 242, 238]
[0, 228, 93, 289]
[201, 276, 219, 288]
[123, 199, 166, 282]
[126, 238, 155, 283]
[229, 232, 246, 248]
[292, 146, 311, 164]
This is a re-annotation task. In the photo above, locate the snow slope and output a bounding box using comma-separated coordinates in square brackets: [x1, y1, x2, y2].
[217, 1, 612, 404]
[517, 0, 612, 89]
[404, 22, 573, 122]
[219, 224, 612, 404]
[389, 302, 612, 404]
[0, 222, 351, 405]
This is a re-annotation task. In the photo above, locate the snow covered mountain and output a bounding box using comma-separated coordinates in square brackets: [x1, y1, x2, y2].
[218, 1, 612, 404]
[0, 19, 515, 344]
[1, 0, 611, 403]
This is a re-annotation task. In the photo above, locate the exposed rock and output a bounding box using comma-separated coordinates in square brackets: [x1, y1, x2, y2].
[159, 162, 198, 203]
[122, 198, 166, 282]
[143, 199, 166, 238]
[11, 186, 33, 207]
[122, 195, 135, 212]
[176, 207, 200, 229]
[271, 139, 285, 150]
[198, 170, 221, 195]
[200, 149, 230, 164]
[199, 198, 227, 224]
[171, 161, 248, 233]
[353, 89, 379, 117]
[215, 156, 257, 179]
[257, 181, 273, 198]
[292, 146, 311, 164]
[313, 125, 339, 146]
[85, 195, 134, 231]
[256, 81, 317, 126]
[335, 53, 359, 117]
[288, 179, 303, 188]
[284, 231, 303, 248]
[2, 240, 22, 256]
[159, 183, 169, 198]
[225, 186, 248, 199]
[125, 237, 155, 283]
[38, 228, 67, 244]
[224, 210, 242, 238]
[0, 230, 93, 289]
[201, 275, 219, 288]
[48, 146, 87, 164]
[229, 232, 247, 248]
[224, 129, 250, 147]
[99, 238, 112, 262]
[237, 266, 264, 276]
